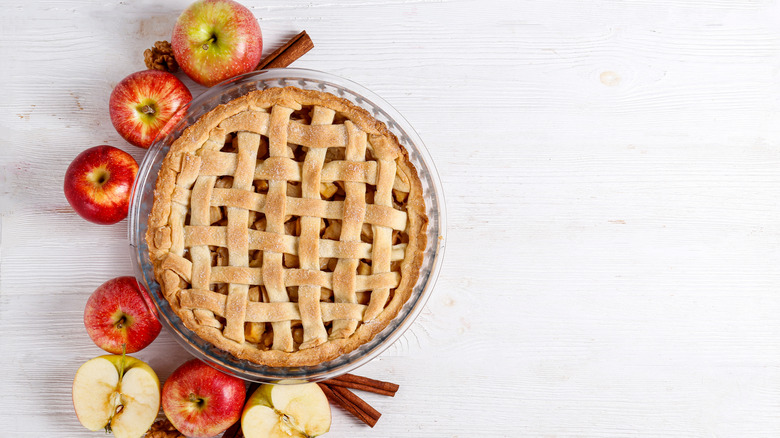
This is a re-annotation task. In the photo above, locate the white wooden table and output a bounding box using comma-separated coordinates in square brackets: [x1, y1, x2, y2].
[4, 0, 780, 436]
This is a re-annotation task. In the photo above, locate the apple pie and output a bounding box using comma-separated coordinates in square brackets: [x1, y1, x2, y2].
[146, 86, 427, 367]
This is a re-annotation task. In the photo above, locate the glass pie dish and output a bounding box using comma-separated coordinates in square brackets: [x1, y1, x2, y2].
[128, 68, 445, 382]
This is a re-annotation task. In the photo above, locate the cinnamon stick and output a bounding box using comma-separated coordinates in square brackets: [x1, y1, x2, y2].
[255, 31, 314, 70]
[330, 385, 382, 424]
[318, 382, 380, 427]
[326, 373, 399, 396]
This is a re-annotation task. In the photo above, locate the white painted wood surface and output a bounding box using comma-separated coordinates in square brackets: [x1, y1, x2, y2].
[3, 0, 780, 436]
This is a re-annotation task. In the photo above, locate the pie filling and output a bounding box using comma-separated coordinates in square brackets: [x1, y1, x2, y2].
[147, 87, 427, 366]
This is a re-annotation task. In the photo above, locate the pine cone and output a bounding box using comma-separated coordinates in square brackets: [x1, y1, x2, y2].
[144, 41, 178, 72]
[145, 418, 186, 438]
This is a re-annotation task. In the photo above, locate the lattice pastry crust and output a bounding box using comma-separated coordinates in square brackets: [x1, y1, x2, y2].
[146, 87, 427, 366]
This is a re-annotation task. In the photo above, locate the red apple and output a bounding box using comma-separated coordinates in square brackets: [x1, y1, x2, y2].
[109, 70, 192, 149]
[63, 145, 138, 224]
[172, 0, 262, 87]
[162, 359, 246, 438]
[83, 276, 161, 354]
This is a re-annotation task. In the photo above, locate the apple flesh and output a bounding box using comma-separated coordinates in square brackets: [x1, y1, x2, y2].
[241, 383, 331, 438]
[63, 145, 138, 224]
[72, 355, 160, 438]
[109, 70, 192, 149]
[162, 359, 246, 438]
[84, 276, 161, 354]
[172, 0, 262, 87]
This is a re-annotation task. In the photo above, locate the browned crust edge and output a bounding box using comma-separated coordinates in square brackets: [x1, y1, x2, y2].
[145, 86, 428, 367]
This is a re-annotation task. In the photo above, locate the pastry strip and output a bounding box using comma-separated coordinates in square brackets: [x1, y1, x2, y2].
[297, 106, 335, 349]
[262, 105, 295, 352]
[223, 132, 261, 342]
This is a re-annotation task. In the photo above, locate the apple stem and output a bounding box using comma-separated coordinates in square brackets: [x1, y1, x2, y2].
[141, 104, 156, 116]
[202, 36, 216, 51]
[188, 393, 206, 408]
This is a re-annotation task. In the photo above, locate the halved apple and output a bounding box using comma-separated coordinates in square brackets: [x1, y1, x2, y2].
[72, 355, 160, 438]
[241, 382, 331, 438]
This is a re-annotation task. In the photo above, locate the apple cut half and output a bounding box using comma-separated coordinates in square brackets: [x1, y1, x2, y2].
[72, 355, 161, 438]
[242, 383, 331, 438]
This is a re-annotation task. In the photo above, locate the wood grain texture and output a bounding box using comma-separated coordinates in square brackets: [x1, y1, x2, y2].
[4, 0, 780, 436]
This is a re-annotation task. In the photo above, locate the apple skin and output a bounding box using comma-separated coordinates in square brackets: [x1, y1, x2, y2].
[63, 145, 138, 225]
[84, 276, 161, 354]
[109, 70, 192, 149]
[162, 359, 246, 438]
[172, 0, 262, 87]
